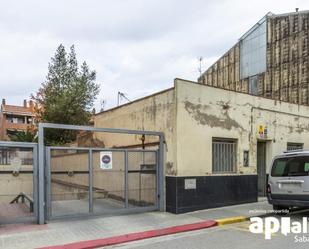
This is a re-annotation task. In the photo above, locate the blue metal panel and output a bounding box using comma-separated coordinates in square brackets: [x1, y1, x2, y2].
[240, 17, 267, 79]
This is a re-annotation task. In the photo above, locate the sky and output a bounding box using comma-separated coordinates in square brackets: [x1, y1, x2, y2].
[0, 0, 308, 111]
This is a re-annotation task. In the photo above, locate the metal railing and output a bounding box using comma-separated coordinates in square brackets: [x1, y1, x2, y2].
[10, 192, 34, 212]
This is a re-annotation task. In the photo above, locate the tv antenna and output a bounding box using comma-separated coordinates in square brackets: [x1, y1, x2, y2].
[117, 91, 131, 106]
[198, 56, 203, 77]
[100, 99, 106, 112]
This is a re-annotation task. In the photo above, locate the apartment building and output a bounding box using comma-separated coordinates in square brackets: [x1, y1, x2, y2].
[0, 99, 35, 140]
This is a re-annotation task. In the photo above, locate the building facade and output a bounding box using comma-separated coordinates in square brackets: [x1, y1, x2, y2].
[198, 10, 309, 105]
[0, 99, 35, 140]
[94, 79, 309, 213]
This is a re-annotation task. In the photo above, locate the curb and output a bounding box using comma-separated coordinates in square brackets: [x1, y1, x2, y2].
[38, 214, 269, 249]
[37, 220, 217, 249]
[216, 216, 248, 226]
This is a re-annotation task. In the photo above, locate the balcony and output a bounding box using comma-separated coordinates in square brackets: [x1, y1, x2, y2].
[5, 122, 31, 131]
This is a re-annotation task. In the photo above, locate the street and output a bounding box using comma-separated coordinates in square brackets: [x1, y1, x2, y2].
[107, 209, 309, 249]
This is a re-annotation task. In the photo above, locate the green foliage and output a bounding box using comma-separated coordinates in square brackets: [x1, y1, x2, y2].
[8, 130, 37, 142]
[32, 44, 100, 145]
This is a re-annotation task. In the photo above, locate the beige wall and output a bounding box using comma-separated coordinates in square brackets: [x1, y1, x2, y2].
[175, 79, 309, 176]
[0, 166, 33, 203]
[94, 88, 177, 176]
[92, 78, 309, 179]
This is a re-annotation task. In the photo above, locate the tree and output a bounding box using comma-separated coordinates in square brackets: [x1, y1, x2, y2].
[32, 44, 100, 144]
[8, 130, 37, 142]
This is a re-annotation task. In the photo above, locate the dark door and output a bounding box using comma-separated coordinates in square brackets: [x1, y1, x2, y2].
[257, 142, 266, 197]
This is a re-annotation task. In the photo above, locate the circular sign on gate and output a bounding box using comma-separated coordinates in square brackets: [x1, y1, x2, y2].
[102, 155, 111, 164]
[100, 152, 113, 170]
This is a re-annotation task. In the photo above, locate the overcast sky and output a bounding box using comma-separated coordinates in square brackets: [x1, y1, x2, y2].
[0, 0, 308, 111]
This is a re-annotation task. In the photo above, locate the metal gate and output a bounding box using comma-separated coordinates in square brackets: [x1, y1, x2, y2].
[0, 141, 38, 224]
[45, 147, 159, 220]
[39, 123, 164, 223]
[0, 123, 164, 224]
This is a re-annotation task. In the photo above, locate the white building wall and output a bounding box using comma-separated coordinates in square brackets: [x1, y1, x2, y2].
[175, 78, 309, 177]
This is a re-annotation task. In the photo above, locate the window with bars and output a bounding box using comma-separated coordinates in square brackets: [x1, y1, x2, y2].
[212, 138, 237, 173]
[287, 142, 303, 151]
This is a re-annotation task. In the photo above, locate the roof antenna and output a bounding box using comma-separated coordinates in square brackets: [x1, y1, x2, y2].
[198, 56, 203, 77]
[117, 91, 131, 106]
[100, 99, 106, 112]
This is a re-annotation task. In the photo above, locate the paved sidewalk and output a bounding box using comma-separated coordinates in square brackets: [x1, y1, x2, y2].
[0, 200, 271, 249]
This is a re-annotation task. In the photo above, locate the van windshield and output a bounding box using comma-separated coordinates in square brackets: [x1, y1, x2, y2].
[271, 156, 309, 177]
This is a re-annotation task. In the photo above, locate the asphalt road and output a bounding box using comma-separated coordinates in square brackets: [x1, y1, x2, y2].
[106, 209, 309, 249]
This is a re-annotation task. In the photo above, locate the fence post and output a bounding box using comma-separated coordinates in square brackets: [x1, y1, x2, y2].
[89, 149, 93, 213]
[38, 124, 45, 224]
[125, 150, 129, 208]
[158, 135, 165, 211]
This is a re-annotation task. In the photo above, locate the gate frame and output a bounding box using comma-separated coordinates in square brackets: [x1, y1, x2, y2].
[38, 123, 165, 224]
[0, 141, 38, 224]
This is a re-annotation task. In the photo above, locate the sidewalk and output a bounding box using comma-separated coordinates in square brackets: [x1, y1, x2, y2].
[0, 200, 271, 249]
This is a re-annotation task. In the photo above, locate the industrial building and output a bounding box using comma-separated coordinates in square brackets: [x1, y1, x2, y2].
[94, 78, 309, 213]
[198, 10, 309, 105]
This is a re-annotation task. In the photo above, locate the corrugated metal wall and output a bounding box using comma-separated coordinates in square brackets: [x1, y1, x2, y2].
[198, 11, 309, 105]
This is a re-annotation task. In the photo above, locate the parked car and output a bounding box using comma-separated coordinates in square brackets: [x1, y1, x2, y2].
[267, 150, 309, 211]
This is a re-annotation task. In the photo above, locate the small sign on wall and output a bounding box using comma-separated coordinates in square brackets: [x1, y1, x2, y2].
[258, 124, 268, 138]
[100, 151, 113, 170]
[184, 178, 196, 190]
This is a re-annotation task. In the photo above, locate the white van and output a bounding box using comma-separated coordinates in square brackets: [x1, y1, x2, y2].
[267, 150, 309, 210]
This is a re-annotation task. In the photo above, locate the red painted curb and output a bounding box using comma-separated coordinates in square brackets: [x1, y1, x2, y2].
[38, 220, 217, 249]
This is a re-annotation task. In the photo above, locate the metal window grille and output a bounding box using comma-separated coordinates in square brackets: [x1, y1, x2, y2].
[212, 139, 237, 173]
[287, 143, 303, 151]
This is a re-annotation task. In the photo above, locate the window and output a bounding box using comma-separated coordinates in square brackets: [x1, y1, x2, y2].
[212, 138, 237, 173]
[287, 143, 303, 151]
[271, 156, 309, 177]
[243, 150, 249, 167]
[249, 76, 258, 95]
[27, 117, 33, 124]
[6, 115, 25, 124]
[240, 17, 267, 79]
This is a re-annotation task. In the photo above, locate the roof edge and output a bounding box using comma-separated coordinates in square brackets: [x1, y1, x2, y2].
[95, 87, 175, 116]
[175, 78, 309, 108]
